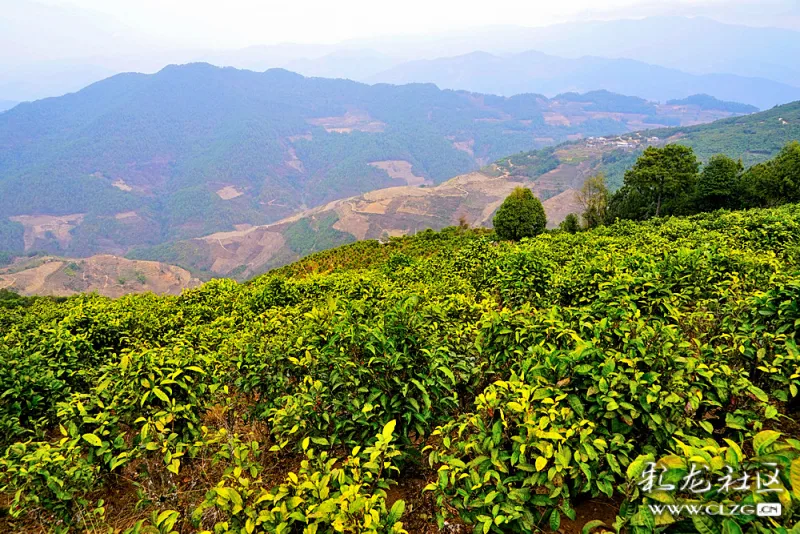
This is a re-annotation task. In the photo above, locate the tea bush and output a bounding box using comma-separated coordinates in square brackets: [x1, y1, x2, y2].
[1, 203, 799, 531]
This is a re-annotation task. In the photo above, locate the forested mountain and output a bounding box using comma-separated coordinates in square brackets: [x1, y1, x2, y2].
[0, 63, 744, 259]
[498, 100, 800, 190]
[368, 50, 800, 110]
[665, 94, 758, 113]
[0, 100, 17, 113]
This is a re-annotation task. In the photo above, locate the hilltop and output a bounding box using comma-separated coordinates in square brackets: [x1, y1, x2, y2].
[0, 63, 752, 261]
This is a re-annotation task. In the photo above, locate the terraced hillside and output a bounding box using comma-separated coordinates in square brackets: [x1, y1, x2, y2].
[127, 170, 584, 279]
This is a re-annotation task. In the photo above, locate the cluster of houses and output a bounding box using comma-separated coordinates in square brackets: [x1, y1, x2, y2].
[585, 134, 661, 148]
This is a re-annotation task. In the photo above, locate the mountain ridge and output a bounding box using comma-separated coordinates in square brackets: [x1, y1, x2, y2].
[367, 49, 800, 109]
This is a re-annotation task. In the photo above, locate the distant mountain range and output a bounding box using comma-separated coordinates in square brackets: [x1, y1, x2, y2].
[665, 94, 758, 114]
[0, 100, 16, 113]
[343, 17, 800, 88]
[3, 14, 800, 105]
[366, 50, 800, 110]
[0, 63, 748, 260]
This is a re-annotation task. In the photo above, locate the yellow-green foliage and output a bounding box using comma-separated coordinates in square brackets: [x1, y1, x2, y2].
[1, 204, 799, 531]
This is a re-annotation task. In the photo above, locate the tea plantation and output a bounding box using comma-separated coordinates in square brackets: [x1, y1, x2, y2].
[1, 204, 800, 533]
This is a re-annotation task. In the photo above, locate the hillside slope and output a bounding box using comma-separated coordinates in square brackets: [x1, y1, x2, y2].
[496, 100, 800, 189]
[129, 100, 800, 278]
[0, 63, 749, 258]
[0, 255, 199, 297]
[127, 163, 588, 279]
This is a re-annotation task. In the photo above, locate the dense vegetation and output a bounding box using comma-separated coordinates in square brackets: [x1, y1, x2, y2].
[1, 200, 799, 532]
[608, 141, 800, 221]
[647, 101, 800, 166]
[556, 90, 656, 115]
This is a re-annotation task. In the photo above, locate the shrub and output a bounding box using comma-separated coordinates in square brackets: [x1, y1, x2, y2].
[193, 421, 408, 534]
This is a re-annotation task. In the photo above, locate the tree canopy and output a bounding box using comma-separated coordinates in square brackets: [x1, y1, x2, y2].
[612, 144, 700, 220]
[695, 154, 742, 211]
[493, 187, 547, 241]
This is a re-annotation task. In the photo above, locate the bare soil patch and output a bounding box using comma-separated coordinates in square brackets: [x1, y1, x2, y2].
[9, 213, 85, 251]
[542, 112, 571, 126]
[369, 160, 428, 186]
[114, 211, 138, 220]
[307, 110, 385, 133]
[216, 185, 244, 200]
[112, 178, 133, 191]
[543, 188, 583, 228]
[0, 255, 198, 297]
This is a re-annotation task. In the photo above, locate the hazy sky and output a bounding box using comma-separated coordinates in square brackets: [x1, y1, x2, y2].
[28, 0, 800, 49]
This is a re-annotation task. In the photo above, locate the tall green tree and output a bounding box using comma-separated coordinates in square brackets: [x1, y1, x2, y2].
[493, 187, 547, 241]
[577, 173, 610, 228]
[611, 144, 700, 220]
[695, 155, 742, 211]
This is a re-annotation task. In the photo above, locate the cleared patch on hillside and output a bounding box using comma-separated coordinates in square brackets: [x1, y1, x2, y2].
[333, 202, 371, 240]
[216, 185, 244, 200]
[450, 138, 475, 157]
[201, 227, 287, 275]
[368, 160, 428, 186]
[542, 112, 571, 126]
[0, 260, 64, 294]
[114, 211, 138, 220]
[112, 179, 133, 191]
[9, 213, 85, 251]
[307, 110, 385, 133]
[286, 147, 305, 173]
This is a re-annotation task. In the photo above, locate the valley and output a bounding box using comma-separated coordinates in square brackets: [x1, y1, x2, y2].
[3, 99, 797, 294]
